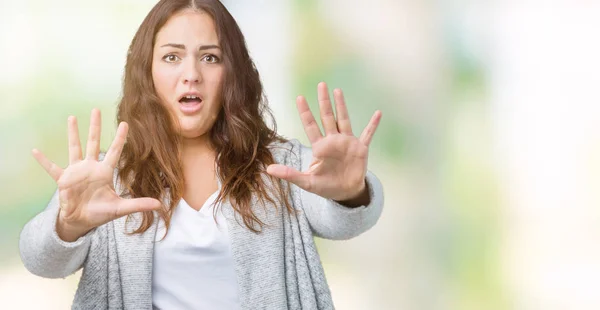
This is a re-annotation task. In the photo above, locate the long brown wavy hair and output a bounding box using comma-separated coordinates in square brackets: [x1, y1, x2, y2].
[116, 0, 293, 235]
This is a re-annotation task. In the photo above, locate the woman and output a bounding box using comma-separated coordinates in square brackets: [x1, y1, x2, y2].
[19, 0, 384, 309]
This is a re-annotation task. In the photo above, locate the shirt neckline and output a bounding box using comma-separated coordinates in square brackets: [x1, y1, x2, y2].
[179, 190, 220, 216]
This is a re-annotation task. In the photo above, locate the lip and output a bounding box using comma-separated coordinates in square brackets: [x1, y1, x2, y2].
[180, 100, 203, 115]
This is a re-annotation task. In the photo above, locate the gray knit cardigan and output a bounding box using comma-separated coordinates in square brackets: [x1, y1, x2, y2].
[19, 139, 384, 309]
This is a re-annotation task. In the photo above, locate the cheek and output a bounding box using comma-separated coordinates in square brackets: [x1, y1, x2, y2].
[152, 64, 178, 100]
[206, 68, 225, 100]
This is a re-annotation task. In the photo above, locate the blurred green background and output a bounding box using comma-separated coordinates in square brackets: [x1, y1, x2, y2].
[2, 0, 600, 309]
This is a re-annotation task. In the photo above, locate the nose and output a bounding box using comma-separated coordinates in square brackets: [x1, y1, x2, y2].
[182, 59, 202, 85]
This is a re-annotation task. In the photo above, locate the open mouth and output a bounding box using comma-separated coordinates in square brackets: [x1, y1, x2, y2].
[179, 95, 202, 105]
[178, 94, 204, 114]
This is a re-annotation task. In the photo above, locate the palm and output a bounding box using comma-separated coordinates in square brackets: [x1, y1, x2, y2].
[56, 160, 122, 228]
[303, 135, 368, 200]
[267, 82, 382, 201]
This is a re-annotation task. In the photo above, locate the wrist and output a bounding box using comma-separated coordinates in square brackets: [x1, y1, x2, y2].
[336, 179, 370, 208]
[56, 212, 91, 242]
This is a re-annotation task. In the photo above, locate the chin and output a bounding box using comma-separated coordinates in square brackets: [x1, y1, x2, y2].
[175, 113, 218, 140]
[179, 127, 209, 139]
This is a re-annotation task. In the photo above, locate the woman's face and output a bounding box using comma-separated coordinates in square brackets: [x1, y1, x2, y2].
[152, 9, 225, 140]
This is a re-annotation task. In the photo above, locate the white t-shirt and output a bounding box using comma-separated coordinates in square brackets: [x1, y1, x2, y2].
[151, 188, 241, 310]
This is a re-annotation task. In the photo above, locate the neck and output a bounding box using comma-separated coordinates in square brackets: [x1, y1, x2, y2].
[181, 134, 216, 169]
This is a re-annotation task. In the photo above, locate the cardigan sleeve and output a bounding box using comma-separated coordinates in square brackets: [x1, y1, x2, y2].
[19, 188, 94, 278]
[289, 139, 384, 240]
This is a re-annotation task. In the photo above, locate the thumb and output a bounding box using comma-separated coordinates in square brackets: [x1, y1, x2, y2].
[115, 197, 163, 217]
[266, 164, 312, 191]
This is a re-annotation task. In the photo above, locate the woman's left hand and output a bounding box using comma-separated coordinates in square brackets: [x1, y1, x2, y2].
[266, 82, 382, 203]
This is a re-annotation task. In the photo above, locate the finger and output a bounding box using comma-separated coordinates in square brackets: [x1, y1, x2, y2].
[266, 164, 312, 191]
[85, 108, 102, 160]
[296, 95, 323, 144]
[68, 116, 83, 164]
[359, 110, 382, 146]
[31, 149, 63, 181]
[317, 82, 339, 135]
[333, 88, 353, 135]
[114, 198, 163, 218]
[104, 122, 128, 169]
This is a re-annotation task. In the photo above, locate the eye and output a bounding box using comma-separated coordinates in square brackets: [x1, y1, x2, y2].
[162, 54, 180, 63]
[202, 54, 220, 63]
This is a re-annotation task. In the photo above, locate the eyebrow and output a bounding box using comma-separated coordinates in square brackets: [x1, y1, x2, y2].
[159, 43, 221, 51]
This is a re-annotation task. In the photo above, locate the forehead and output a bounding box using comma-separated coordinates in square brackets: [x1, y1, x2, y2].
[155, 9, 219, 45]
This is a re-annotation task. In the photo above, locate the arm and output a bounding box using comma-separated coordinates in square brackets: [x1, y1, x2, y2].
[266, 83, 385, 240]
[294, 140, 384, 240]
[21, 111, 162, 279]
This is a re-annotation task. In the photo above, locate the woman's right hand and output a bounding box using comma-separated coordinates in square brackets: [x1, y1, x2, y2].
[32, 109, 163, 242]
